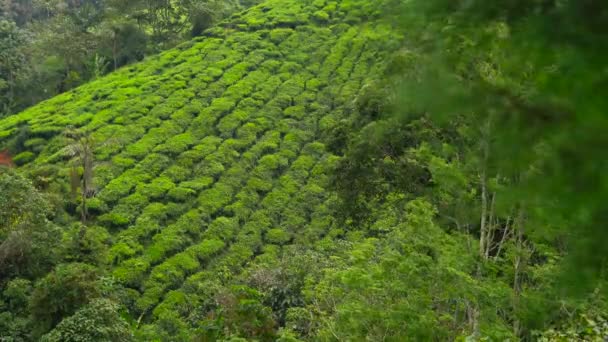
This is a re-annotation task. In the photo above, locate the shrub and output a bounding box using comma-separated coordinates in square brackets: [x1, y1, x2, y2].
[209, 98, 237, 115]
[218, 110, 248, 138]
[107, 240, 141, 265]
[278, 174, 299, 195]
[167, 187, 196, 202]
[284, 106, 306, 119]
[138, 177, 176, 200]
[265, 228, 291, 245]
[154, 132, 195, 155]
[24, 138, 46, 152]
[136, 285, 164, 312]
[145, 233, 187, 266]
[111, 156, 136, 169]
[198, 182, 234, 216]
[261, 190, 290, 223]
[113, 258, 150, 287]
[259, 60, 282, 73]
[269, 29, 293, 44]
[220, 63, 251, 87]
[204, 216, 239, 241]
[237, 98, 264, 111]
[256, 154, 289, 174]
[98, 212, 131, 228]
[247, 177, 274, 192]
[225, 80, 257, 102]
[140, 202, 169, 222]
[192, 136, 222, 156]
[85, 197, 107, 215]
[195, 160, 225, 178]
[137, 154, 172, 177]
[13, 151, 35, 165]
[29, 263, 100, 336]
[180, 177, 214, 191]
[313, 0, 326, 8]
[313, 10, 330, 22]
[161, 165, 191, 183]
[192, 239, 225, 261]
[40, 298, 132, 342]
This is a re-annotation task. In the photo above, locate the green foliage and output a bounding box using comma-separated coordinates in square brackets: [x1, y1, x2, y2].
[0, 0, 532, 341]
[265, 228, 291, 245]
[138, 177, 176, 200]
[29, 263, 101, 337]
[3, 279, 32, 314]
[63, 225, 111, 265]
[307, 200, 501, 340]
[0, 169, 61, 279]
[41, 299, 132, 342]
[0, 19, 27, 116]
[12, 151, 35, 165]
[0, 0, 264, 117]
[208, 286, 277, 340]
[536, 312, 608, 341]
[205, 216, 240, 241]
[312, 10, 330, 23]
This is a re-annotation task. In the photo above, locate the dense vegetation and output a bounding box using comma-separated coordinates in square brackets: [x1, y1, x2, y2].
[0, 0, 263, 117]
[0, 0, 606, 340]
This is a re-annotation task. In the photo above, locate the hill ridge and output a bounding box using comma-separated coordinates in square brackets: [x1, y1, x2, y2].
[0, 0, 397, 335]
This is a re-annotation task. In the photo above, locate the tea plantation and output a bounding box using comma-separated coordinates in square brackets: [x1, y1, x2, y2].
[0, 0, 401, 339]
[4, 0, 603, 339]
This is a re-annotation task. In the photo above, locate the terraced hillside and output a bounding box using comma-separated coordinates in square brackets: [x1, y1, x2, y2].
[0, 0, 398, 338]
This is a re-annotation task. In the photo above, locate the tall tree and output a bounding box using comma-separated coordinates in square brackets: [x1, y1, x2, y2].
[63, 128, 96, 223]
[0, 19, 27, 116]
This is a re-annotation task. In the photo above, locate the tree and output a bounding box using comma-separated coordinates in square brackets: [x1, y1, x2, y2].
[41, 298, 133, 342]
[0, 168, 60, 279]
[29, 262, 100, 336]
[63, 128, 96, 223]
[0, 19, 27, 116]
[188, 0, 241, 37]
[96, 18, 147, 71]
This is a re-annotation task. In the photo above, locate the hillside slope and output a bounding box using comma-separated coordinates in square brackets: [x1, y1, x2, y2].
[0, 0, 397, 338]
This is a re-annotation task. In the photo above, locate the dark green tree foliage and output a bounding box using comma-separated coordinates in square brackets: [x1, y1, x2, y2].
[0, 19, 27, 114]
[96, 20, 148, 72]
[327, 0, 608, 339]
[310, 200, 482, 340]
[29, 263, 100, 336]
[0, 168, 60, 279]
[0, 278, 33, 339]
[396, 0, 608, 292]
[41, 298, 133, 342]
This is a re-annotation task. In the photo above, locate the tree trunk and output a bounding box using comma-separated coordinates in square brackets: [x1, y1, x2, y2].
[494, 214, 512, 261]
[473, 118, 492, 339]
[479, 119, 491, 260]
[81, 155, 87, 223]
[512, 208, 525, 337]
[113, 34, 118, 71]
[479, 169, 489, 259]
[485, 191, 497, 259]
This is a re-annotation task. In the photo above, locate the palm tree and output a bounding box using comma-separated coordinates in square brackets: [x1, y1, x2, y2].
[63, 127, 95, 223]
